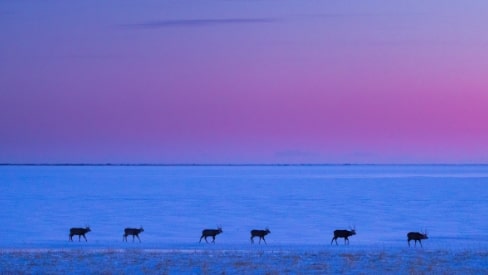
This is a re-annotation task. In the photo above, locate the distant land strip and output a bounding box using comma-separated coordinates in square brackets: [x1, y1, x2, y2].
[0, 163, 487, 167]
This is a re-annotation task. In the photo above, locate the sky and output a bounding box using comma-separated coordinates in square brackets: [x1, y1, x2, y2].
[1, 0, 488, 164]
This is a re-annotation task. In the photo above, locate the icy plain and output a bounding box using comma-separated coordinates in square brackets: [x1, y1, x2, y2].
[1, 165, 487, 273]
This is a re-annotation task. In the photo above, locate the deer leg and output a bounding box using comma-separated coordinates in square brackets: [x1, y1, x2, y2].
[419, 240, 422, 248]
[136, 235, 141, 243]
[263, 237, 267, 245]
[83, 234, 88, 242]
[345, 237, 348, 245]
[212, 236, 216, 243]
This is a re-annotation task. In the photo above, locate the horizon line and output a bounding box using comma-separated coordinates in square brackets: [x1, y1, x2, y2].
[1, 163, 488, 167]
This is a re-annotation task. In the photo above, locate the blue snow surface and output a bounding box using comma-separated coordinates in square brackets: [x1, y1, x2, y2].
[1, 164, 488, 273]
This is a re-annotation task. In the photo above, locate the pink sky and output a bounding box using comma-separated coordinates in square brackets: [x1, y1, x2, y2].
[1, 0, 488, 164]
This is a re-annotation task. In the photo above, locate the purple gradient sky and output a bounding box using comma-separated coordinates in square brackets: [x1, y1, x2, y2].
[1, 0, 488, 164]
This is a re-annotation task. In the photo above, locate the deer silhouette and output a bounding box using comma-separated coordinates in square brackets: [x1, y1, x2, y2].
[199, 227, 223, 243]
[69, 227, 91, 242]
[123, 227, 144, 242]
[407, 231, 428, 247]
[250, 228, 271, 244]
[331, 227, 356, 245]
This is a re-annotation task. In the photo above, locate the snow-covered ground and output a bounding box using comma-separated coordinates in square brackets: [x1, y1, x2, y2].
[1, 165, 488, 273]
[1, 247, 487, 274]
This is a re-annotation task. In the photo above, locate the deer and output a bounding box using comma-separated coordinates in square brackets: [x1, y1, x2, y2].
[250, 228, 271, 244]
[407, 231, 428, 247]
[331, 227, 356, 245]
[69, 227, 91, 242]
[199, 227, 223, 243]
[123, 227, 144, 242]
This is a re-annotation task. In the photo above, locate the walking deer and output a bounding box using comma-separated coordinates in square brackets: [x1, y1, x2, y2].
[69, 227, 91, 242]
[407, 231, 428, 247]
[123, 227, 144, 242]
[199, 227, 223, 243]
[331, 227, 356, 245]
[250, 228, 271, 244]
